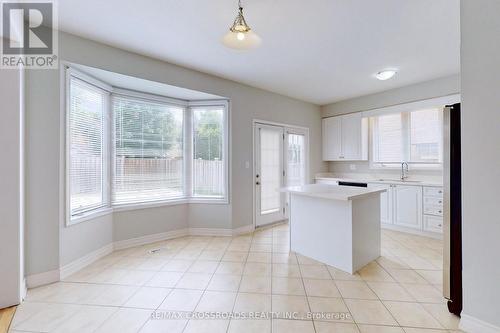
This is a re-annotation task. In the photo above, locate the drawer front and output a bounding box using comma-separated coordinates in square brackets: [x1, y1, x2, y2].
[424, 215, 443, 233]
[423, 196, 443, 207]
[423, 186, 443, 197]
[424, 205, 443, 216]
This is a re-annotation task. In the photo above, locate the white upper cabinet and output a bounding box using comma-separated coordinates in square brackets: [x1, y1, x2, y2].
[322, 116, 342, 161]
[322, 113, 367, 161]
[393, 185, 423, 230]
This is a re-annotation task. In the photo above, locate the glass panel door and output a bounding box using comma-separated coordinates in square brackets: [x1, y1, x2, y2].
[255, 124, 285, 226]
[286, 132, 306, 186]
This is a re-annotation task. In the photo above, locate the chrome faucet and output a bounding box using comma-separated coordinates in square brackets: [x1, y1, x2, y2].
[401, 162, 409, 181]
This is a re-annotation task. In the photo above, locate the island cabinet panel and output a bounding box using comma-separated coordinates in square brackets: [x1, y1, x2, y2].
[322, 113, 367, 161]
[393, 185, 423, 230]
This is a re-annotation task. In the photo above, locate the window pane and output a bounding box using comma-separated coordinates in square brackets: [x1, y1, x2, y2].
[192, 107, 225, 197]
[410, 108, 442, 162]
[287, 133, 306, 186]
[69, 77, 105, 214]
[374, 113, 403, 163]
[259, 127, 282, 214]
[113, 96, 184, 204]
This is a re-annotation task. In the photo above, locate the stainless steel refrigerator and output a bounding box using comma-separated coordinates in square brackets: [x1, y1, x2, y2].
[443, 103, 462, 316]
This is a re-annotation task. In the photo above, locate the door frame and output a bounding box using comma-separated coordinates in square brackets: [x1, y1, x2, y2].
[252, 119, 310, 229]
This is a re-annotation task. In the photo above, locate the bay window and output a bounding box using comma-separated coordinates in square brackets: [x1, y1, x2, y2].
[66, 68, 228, 223]
[371, 107, 443, 168]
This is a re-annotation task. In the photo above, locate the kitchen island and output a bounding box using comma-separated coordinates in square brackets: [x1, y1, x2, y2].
[282, 184, 386, 274]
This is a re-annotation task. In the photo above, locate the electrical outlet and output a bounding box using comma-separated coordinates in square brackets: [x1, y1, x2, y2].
[350, 164, 357, 171]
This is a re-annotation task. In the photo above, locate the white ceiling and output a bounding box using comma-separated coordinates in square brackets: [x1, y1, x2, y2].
[57, 0, 460, 105]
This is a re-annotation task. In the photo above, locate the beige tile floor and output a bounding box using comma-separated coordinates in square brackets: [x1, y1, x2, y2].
[10, 223, 463, 333]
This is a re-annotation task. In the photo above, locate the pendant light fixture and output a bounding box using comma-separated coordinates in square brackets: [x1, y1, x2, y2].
[222, 0, 261, 50]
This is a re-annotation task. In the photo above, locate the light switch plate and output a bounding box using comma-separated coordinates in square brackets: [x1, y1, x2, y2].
[350, 164, 357, 171]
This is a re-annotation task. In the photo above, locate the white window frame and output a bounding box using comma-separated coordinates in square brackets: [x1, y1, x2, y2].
[188, 100, 230, 204]
[370, 109, 444, 170]
[64, 66, 230, 225]
[65, 68, 113, 225]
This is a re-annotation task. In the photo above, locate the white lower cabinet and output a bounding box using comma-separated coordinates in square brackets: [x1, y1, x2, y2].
[424, 215, 443, 233]
[422, 186, 444, 233]
[320, 179, 443, 235]
[393, 185, 423, 230]
[368, 182, 442, 235]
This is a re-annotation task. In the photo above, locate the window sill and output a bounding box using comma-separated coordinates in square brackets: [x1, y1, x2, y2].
[189, 197, 229, 205]
[68, 207, 113, 226]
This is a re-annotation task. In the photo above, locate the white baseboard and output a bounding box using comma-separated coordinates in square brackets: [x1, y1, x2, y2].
[460, 313, 500, 333]
[233, 224, 255, 235]
[60, 243, 114, 279]
[113, 228, 189, 250]
[26, 269, 60, 288]
[382, 223, 442, 239]
[26, 225, 258, 290]
[21, 278, 27, 300]
[189, 227, 233, 236]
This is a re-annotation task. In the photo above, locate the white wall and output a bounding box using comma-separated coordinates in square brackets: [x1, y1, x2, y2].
[460, 0, 500, 330]
[25, 31, 325, 277]
[0, 65, 24, 307]
[320, 75, 459, 178]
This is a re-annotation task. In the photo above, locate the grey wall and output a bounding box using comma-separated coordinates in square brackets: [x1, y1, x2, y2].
[25, 31, 325, 275]
[60, 214, 113, 266]
[113, 205, 188, 242]
[460, 0, 500, 328]
[0, 66, 24, 306]
[320, 75, 459, 178]
[25, 69, 61, 275]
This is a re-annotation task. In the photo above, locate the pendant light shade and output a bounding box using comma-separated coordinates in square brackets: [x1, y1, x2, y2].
[222, 1, 261, 50]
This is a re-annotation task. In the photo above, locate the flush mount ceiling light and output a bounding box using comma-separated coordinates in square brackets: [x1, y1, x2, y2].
[375, 69, 397, 81]
[222, 0, 261, 50]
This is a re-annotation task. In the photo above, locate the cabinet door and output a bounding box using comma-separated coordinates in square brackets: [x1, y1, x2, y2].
[368, 183, 392, 226]
[393, 185, 422, 229]
[322, 117, 342, 160]
[380, 185, 393, 225]
[341, 113, 363, 160]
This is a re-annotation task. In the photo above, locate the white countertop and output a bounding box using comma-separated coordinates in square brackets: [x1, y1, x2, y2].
[315, 173, 443, 187]
[281, 184, 386, 201]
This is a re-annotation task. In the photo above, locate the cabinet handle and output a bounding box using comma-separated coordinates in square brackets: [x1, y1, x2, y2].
[438, 210, 442, 213]
[438, 190, 443, 194]
[438, 200, 442, 204]
[438, 224, 442, 227]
